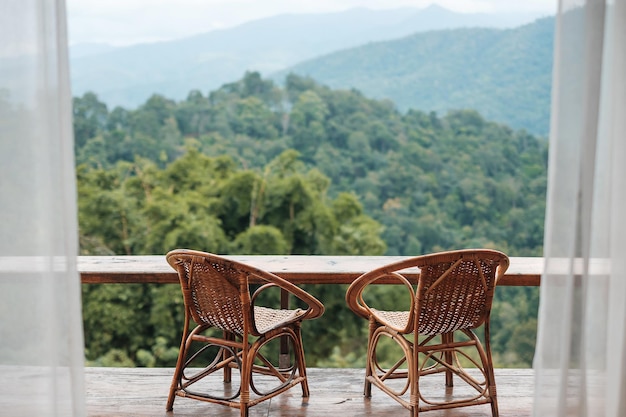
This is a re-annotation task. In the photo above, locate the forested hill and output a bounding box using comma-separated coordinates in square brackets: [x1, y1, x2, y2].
[74, 73, 545, 369]
[276, 17, 554, 136]
[75, 72, 547, 259]
[69, 5, 546, 112]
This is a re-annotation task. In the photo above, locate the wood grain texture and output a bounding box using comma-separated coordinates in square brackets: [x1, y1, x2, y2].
[78, 256, 542, 286]
[83, 367, 534, 416]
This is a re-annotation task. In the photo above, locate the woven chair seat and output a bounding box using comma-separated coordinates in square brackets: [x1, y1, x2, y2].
[254, 306, 306, 333]
[371, 309, 410, 330]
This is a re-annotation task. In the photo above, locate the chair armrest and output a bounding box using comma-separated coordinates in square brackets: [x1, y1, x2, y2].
[250, 269, 324, 321]
[346, 269, 415, 330]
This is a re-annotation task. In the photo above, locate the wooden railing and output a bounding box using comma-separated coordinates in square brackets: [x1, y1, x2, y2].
[77, 255, 542, 375]
[79, 255, 542, 286]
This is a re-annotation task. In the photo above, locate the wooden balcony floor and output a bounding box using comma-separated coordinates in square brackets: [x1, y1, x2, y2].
[86, 367, 533, 416]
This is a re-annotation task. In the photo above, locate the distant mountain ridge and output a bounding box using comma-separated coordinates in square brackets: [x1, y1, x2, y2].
[69, 5, 545, 111]
[276, 17, 555, 136]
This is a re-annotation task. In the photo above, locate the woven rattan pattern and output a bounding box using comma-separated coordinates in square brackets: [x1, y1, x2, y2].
[187, 257, 246, 334]
[254, 306, 306, 333]
[416, 257, 496, 336]
[370, 309, 410, 329]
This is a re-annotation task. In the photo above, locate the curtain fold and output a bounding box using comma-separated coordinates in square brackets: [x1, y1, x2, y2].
[0, 0, 85, 416]
[534, 1, 626, 416]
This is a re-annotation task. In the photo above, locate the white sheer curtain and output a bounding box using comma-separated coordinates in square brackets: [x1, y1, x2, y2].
[0, 0, 85, 416]
[534, 0, 626, 416]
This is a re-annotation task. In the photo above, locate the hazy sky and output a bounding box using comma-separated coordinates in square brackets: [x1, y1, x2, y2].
[66, 0, 558, 46]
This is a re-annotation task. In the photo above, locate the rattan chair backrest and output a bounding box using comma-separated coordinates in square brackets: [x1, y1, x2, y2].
[170, 253, 249, 335]
[415, 250, 507, 335]
[346, 249, 509, 335]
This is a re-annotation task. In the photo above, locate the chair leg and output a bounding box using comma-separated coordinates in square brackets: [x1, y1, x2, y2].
[240, 345, 252, 417]
[490, 392, 499, 417]
[223, 330, 235, 383]
[410, 335, 419, 417]
[166, 357, 183, 411]
[364, 318, 377, 397]
[457, 328, 499, 417]
[485, 351, 499, 417]
[442, 332, 454, 387]
[292, 323, 310, 397]
[484, 353, 499, 417]
[482, 326, 498, 417]
[166, 315, 191, 411]
[364, 366, 373, 397]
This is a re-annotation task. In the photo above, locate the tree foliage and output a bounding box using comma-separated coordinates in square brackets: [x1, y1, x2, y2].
[76, 72, 546, 368]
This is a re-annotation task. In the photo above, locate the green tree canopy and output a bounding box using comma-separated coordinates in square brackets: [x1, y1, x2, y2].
[75, 73, 546, 368]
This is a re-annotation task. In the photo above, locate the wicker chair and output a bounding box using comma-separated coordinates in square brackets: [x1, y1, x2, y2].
[346, 249, 509, 417]
[165, 249, 324, 417]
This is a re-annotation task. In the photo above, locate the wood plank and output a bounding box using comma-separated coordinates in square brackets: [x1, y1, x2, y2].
[78, 255, 542, 286]
[84, 367, 534, 417]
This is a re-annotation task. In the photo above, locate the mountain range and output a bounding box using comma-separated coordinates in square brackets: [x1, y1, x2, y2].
[68, 5, 552, 136]
[277, 17, 554, 136]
